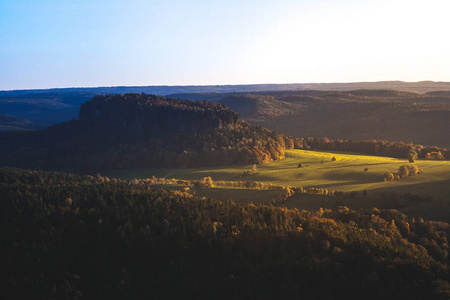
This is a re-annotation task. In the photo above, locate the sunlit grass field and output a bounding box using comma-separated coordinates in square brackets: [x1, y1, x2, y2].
[104, 149, 450, 200]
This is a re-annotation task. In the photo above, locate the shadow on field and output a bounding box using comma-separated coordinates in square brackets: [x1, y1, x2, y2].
[327, 162, 394, 169]
[369, 179, 450, 201]
[322, 170, 382, 182]
[249, 172, 308, 182]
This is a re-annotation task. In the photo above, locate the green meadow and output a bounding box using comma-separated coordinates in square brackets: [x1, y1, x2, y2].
[104, 149, 450, 201]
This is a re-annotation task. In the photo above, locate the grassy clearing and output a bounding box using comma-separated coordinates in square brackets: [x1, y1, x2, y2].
[103, 149, 450, 221]
[103, 149, 450, 200]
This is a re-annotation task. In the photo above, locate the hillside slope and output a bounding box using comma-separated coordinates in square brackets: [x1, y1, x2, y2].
[220, 94, 298, 118]
[0, 113, 44, 131]
[184, 91, 450, 148]
[0, 94, 289, 172]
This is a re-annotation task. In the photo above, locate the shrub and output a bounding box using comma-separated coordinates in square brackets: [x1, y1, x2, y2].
[199, 176, 213, 188]
[385, 164, 420, 181]
[398, 165, 409, 178]
[384, 172, 395, 181]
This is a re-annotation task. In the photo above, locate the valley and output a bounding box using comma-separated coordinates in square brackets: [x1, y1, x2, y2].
[4, 0, 450, 296]
[2, 89, 450, 298]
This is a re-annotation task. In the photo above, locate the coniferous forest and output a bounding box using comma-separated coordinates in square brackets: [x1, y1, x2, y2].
[2, 167, 449, 299]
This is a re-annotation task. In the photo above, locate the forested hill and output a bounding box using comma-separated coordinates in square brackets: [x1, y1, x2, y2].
[0, 94, 289, 172]
[2, 167, 449, 299]
[173, 90, 450, 148]
[2, 81, 450, 127]
[78, 94, 239, 139]
[0, 113, 44, 131]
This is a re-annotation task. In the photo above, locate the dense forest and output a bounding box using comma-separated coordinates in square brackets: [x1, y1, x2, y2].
[0, 94, 288, 172]
[173, 90, 450, 148]
[1, 167, 449, 299]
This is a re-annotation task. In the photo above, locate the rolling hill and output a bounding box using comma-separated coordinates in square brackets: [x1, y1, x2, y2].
[2, 81, 450, 127]
[0, 93, 289, 172]
[0, 113, 44, 131]
[173, 90, 450, 148]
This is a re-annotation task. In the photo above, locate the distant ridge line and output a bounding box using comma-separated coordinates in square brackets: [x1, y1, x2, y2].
[2, 80, 450, 95]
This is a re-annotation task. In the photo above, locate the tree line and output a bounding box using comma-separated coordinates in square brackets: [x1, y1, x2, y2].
[293, 137, 449, 160]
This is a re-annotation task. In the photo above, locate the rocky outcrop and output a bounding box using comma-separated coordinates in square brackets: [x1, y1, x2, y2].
[79, 94, 240, 140]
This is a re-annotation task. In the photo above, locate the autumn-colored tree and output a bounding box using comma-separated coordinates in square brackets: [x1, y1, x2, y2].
[406, 164, 419, 175]
[285, 137, 294, 150]
[199, 176, 213, 188]
[385, 164, 419, 181]
[64, 197, 73, 206]
[425, 151, 445, 160]
[398, 164, 419, 177]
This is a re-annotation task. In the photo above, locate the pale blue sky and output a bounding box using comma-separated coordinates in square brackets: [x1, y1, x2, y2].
[1, 0, 449, 90]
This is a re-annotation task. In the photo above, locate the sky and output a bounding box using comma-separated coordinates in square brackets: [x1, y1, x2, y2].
[1, 0, 449, 90]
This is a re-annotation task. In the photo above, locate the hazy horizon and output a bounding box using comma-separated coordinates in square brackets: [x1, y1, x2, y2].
[1, 0, 449, 90]
[0, 80, 450, 92]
